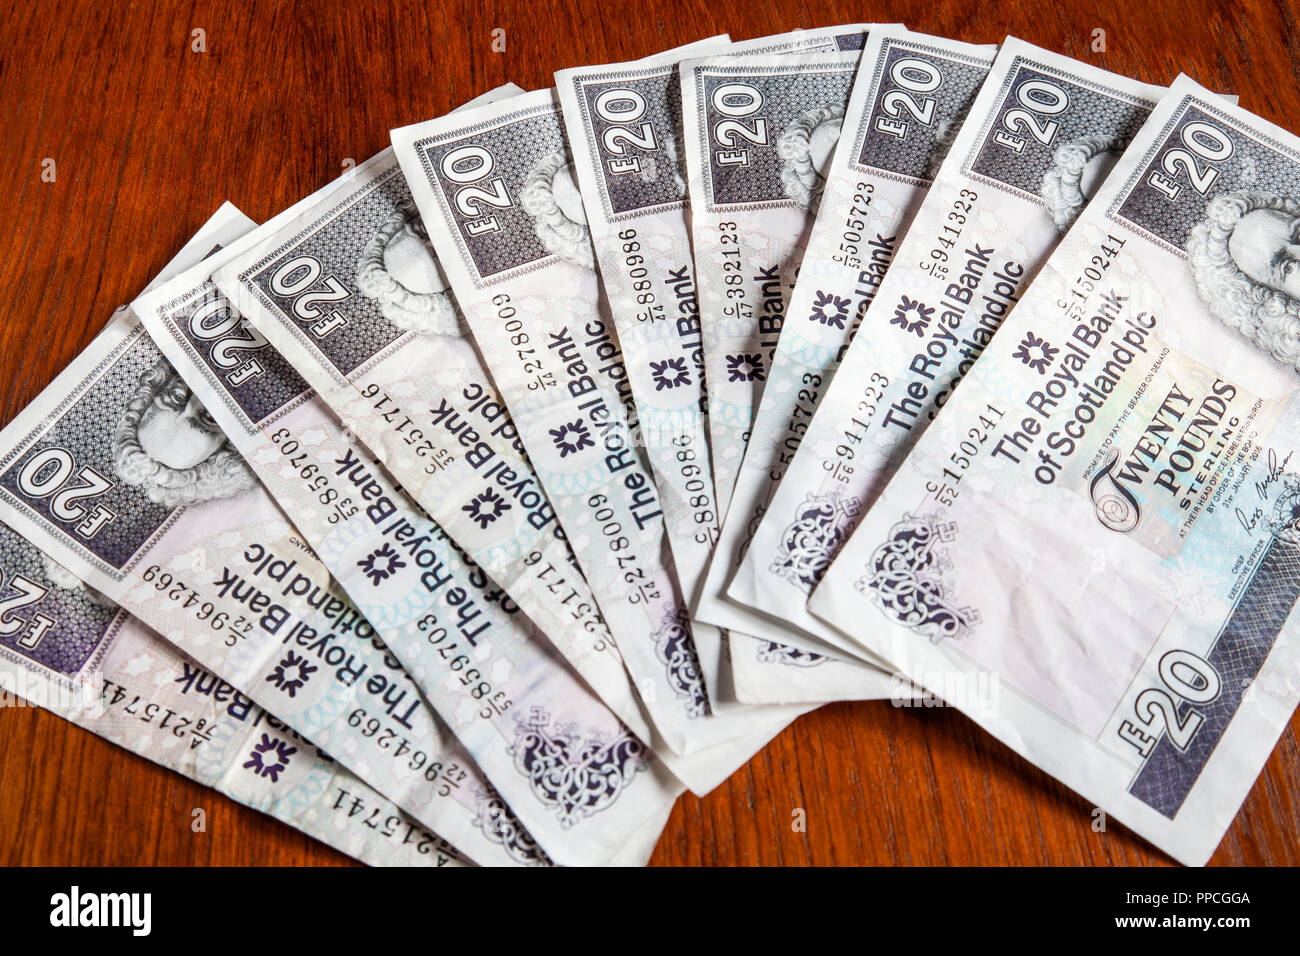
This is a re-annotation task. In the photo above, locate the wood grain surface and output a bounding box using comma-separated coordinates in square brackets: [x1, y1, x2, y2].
[2, 0, 1297, 867]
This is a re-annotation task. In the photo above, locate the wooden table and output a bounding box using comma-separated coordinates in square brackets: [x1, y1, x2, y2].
[2, 0, 1297, 867]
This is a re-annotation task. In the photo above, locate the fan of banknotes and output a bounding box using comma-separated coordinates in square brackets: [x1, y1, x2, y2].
[2, 23, 1297, 867]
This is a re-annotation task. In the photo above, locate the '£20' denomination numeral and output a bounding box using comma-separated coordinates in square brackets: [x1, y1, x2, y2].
[269, 255, 352, 339]
[0, 571, 54, 649]
[595, 87, 659, 176]
[440, 144, 514, 236]
[1147, 118, 1234, 201]
[874, 57, 941, 141]
[1118, 648, 1222, 757]
[15, 447, 116, 540]
[188, 292, 274, 386]
[711, 83, 767, 168]
[992, 77, 1069, 153]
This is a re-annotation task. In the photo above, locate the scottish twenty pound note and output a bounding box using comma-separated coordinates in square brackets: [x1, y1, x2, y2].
[812, 74, 1300, 865]
[394, 87, 807, 757]
[0, 284, 545, 869]
[679, 49, 890, 669]
[556, 33, 898, 707]
[217, 144, 788, 795]
[717, 31, 996, 669]
[735, 38, 1158, 654]
[694, 30, 994, 670]
[0, 523, 464, 867]
[681, 49, 862, 523]
[139, 202, 681, 867]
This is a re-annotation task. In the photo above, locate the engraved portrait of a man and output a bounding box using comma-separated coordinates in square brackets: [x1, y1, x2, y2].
[1040, 134, 1129, 230]
[111, 360, 254, 508]
[1187, 189, 1300, 371]
[520, 151, 595, 269]
[779, 104, 845, 210]
[356, 195, 461, 335]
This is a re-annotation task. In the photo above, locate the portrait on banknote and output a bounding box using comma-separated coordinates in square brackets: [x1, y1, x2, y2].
[778, 103, 844, 209]
[520, 152, 595, 268]
[1040, 133, 1130, 229]
[355, 194, 461, 335]
[112, 360, 254, 508]
[1187, 189, 1300, 369]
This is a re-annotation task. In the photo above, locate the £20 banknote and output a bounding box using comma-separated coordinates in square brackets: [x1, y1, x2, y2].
[0, 520, 463, 866]
[812, 74, 1300, 865]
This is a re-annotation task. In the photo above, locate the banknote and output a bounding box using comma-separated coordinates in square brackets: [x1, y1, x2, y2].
[810, 73, 1300, 865]
[678, 49, 894, 668]
[556, 38, 892, 705]
[0, 521, 464, 867]
[0, 210, 553, 869]
[742, 37, 1180, 657]
[552, 32, 846, 711]
[681, 49, 863, 520]
[137, 204, 681, 867]
[717, 23, 874, 57]
[697, 30, 998, 675]
[392, 86, 812, 758]
[211, 143, 798, 795]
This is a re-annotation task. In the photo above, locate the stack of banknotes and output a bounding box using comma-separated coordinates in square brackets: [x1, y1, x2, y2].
[3, 23, 1298, 867]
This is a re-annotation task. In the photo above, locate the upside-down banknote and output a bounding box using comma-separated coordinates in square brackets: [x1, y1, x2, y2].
[138, 201, 681, 866]
[0, 521, 462, 866]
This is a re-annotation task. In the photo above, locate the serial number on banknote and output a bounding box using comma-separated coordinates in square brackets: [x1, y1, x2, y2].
[830, 183, 877, 270]
[356, 385, 455, 474]
[345, 705, 469, 786]
[416, 610, 513, 719]
[719, 222, 752, 319]
[494, 294, 558, 392]
[920, 189, 979, 280]
[141, 564, 255, 644]
[617, 229, 667, 323]
[100, 678, 220, 747]
[926, 403, 1007, 506]
[1056, 234, 1129, 312]
[824, 371, 891, 485]
[330, 787, 456, 856]
[588, 491, 661, 604]
[671, 435, 718, 544]
[776, 371, 825, 481]
[269, 427, 360, 524]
